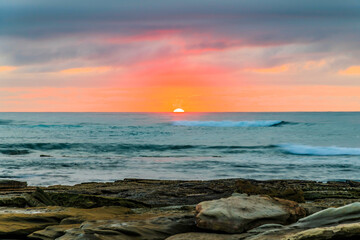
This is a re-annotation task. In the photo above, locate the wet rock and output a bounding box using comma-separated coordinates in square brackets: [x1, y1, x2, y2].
[292, 202, 360, 229]
[0, 206, 132, 239]
[58, 214, 198, 240]
[196, 194, 306, 233]
[244, 202, 360, 240]
[41, 179, 360, 208]
[0, 195, 28, 207]
[286, 222, 360, 240]
[166, 232, 248, 240]
[0, 180, 27, 189]
[47, 192, 149, 208]
[235, 180, 305, 203]
[28, 224, 79, 240]
[33, 187, 58, 206]
[0, 207, 70, 238]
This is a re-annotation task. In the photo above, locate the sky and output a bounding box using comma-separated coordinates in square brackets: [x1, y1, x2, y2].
[0, 0, 360, 112]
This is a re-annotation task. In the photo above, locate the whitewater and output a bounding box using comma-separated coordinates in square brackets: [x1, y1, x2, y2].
[0, 112, 359, 185]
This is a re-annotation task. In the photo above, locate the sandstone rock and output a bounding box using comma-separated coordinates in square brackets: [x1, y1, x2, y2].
[0, 206, 131, 239]
[58, 214, 197, 240]
[196, 194, 306, 233]
[235, 180, 305, 203]
[28, 224, 79, 240]
[293, 202, 360, 229]
[244, 202, 360, 240]
[47, 192, 149, 208]
[166, 232, 248, 240]
[286, 222, 360, 240]
[41, 179, 360, 208]
[0, 195, 28, 207]
[0, 180, 27, 189]
[0, 207, 69, 238]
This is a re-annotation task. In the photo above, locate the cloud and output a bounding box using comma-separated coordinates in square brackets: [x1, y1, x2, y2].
[0, 1, 360, 111]
[0, 66, 17, 72]
[339, 66, 360, 75]
[60, 66, 112, 74]
[246, 64, 290, 74]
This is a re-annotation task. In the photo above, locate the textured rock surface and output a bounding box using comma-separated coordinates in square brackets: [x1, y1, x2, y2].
[0, 179, 357, 239]
[286, 222, 360, 240]
[245, 202, 360, 240]
[57, 214, 198, 240]
[195, 194, 306, 233]
[166, 232, 248, 240]
[292, 202, 360, 229]
[0, 179, 359, 208]
[42, 179, 360, 207]
[0, 180, 27, 189]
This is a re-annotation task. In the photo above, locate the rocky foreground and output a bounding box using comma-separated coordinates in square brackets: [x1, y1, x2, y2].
[0, 178, 359, 239]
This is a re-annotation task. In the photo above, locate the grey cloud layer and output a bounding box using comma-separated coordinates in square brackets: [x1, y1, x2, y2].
[1, 0, 359, 37]
[0, 0, 359, 69]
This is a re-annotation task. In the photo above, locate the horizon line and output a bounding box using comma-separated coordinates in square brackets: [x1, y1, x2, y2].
[0, 111, 359, 113]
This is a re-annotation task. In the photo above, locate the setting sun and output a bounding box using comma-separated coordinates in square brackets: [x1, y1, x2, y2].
[173, 108, 185, 113]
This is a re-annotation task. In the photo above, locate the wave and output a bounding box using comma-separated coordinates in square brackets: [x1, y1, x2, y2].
[172, 120, 287, 127]
[0, 143, 274, 155]
[0, 149, 31, 155]
[278, 144, 360, 156]
[26, 124, 83, 128]
[0, 120, 13, 125]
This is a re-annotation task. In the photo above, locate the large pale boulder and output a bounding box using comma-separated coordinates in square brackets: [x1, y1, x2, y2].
[195, 194, 306, 233]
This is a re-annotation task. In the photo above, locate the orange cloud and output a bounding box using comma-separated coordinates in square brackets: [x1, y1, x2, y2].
[339, 66, 360, 75]
[303, 59, 327, 70]
[0, 66, 17, 72]
[246, 64, 290, 74]
[60, 66, 111, 74]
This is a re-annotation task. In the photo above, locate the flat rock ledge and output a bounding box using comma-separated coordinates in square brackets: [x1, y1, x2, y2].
[0, 179, 357, 239]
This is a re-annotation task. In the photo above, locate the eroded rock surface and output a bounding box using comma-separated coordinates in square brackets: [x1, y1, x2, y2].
[246, 202, 360, 240]
[57, 214, 197, 240]
[0, 179, 357, 239]
[195, 194, 306, 233]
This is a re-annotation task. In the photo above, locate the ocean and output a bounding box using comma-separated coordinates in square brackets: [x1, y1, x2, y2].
[0, 112, 359, 186]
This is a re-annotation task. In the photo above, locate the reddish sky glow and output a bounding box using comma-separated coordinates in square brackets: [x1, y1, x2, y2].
[1, 1, 359, 112]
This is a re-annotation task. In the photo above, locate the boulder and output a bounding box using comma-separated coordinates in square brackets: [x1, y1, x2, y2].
[195, 194, 306, 233]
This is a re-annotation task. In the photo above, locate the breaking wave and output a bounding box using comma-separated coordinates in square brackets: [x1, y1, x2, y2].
[172, 120, 287, 127]
[278, 144, 360, 156]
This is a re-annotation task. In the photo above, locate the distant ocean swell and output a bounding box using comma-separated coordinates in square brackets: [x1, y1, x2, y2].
[172, 120, 291, 127]
[278, 144, 360, 156]
[0, 143, 271, 155]
[1, 143, 359, 156]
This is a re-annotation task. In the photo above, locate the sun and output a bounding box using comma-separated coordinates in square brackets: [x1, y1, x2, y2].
[173, 108, 185, 113]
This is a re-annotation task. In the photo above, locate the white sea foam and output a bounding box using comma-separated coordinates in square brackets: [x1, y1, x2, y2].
[172, 120, 284, 127]
[278, 144, 360, 156]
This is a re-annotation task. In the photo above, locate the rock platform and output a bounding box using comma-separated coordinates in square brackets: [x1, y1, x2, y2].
[0, 178, 358, 239]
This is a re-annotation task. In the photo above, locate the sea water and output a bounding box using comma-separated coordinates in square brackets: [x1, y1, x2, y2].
[0, 112, 359, 186]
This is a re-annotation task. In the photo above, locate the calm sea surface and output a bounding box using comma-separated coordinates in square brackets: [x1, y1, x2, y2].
[0, 112, 359, 186]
